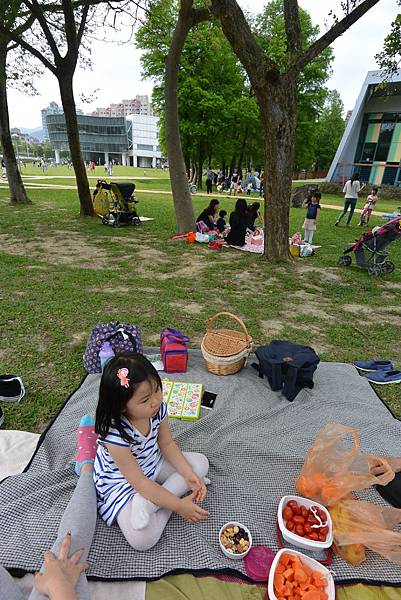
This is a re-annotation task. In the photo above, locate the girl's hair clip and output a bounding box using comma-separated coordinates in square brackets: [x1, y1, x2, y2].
[117, 368, 130, 388]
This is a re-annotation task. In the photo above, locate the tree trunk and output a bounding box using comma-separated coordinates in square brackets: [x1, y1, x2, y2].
[58, 73, 94, 216]
[237, 126, 248, 174]
[165, 6, 195, 233]
[258, 78, 297, 260]
[196, 146, 204, 189]
[0, 43, 31, 205]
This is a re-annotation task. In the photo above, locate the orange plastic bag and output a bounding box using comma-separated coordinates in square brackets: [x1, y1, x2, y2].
[331, 498, 401, 566]
[296, 424, 394, 506]
[187, 231, 196, 243]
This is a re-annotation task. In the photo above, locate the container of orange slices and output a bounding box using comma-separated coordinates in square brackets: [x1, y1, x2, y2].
[268, 549, 335, 600]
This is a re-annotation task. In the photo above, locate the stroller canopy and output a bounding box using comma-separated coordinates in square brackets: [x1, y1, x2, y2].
[111, 182, 136, 199]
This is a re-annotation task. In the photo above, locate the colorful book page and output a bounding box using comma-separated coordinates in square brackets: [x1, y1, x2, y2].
[162, 380, 202, 421]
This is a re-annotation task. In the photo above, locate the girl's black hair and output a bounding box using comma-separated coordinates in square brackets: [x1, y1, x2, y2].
[311, 191, 321, 200]
[219, 209, 227, 217]
[208, 198, 220, 209]
[235, 198, 248, 213]
[95, 352, 162, 445]
[351, 171, 360, 183]
[248, 202, 260, 213]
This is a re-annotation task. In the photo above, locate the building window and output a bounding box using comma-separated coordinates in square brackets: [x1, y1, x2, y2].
[137, 143, 153, 151]
[375, 122, 395, 161]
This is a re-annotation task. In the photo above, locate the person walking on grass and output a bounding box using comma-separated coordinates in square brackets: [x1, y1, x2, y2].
[204, 166, 215, 194]
[335, 171, 365, 227]
[358, 185, 378, 227]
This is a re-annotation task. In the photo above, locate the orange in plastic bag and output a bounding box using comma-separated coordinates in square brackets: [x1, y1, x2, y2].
[187, 231, 196, 244]
[330, 498, 401, 566]
[296, 424, 394, 506]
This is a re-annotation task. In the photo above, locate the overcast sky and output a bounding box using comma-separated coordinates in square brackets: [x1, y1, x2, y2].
[7, 0, 398, 129]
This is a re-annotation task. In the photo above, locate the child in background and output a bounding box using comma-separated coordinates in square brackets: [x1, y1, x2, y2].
[302, 191, 321, 244]
[216, 209, 227, 233]
[94, 353, 209, 551]
[358, 186, 378, 226]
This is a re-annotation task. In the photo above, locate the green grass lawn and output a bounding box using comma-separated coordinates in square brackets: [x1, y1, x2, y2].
[0, 182, 401, 432]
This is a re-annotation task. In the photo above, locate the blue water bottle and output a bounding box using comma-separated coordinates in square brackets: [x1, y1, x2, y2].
[99, 342, 115, 370]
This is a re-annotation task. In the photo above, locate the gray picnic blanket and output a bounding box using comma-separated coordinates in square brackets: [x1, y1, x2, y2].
[1, 350, 401, 585]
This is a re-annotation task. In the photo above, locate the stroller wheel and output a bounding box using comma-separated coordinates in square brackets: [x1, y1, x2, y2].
[131, 217, 141, 226]
[368, 265, 381, 276]
[112, 220, 120, 228]
[384, 260, 395, 274]
[338, 255, 352, 267]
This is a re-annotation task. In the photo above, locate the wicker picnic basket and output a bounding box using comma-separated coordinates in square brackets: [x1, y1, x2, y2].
[201, 312, 252, 375]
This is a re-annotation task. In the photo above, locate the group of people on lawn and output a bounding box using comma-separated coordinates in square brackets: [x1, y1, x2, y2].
[196, 198, 262, 247]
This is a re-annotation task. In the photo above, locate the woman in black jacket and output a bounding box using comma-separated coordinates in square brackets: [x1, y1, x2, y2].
[226, 198, 248, 246]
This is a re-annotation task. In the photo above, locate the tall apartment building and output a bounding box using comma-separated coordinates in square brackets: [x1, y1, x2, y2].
[41, 102, 63, 140]
[91, 95, 153, 118]
[41, 101, 84, 140]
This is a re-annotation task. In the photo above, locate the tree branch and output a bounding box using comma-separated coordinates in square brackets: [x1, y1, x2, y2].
[62, 0, 80, 59]
[0, 24, 57, 74]
[210, 0, 279, 91]
[77, 1, 91, 46]
[283, 0, 301, 58]
[290, 0, 380, 74]
[193, 6, 212, 25]
[23, 0, 62, 62]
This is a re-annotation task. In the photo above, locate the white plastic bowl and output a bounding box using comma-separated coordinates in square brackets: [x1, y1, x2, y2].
[219, 521, 252, 560]
[268, 548, 335, 600]
[278, 495, 333, 551]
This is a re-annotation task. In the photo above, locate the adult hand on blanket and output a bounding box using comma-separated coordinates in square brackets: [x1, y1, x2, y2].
[185, 471, 207, 502]
[178, 491, 209, 524]
[369, 455, 401, 477]
[34, 532, 89, 600]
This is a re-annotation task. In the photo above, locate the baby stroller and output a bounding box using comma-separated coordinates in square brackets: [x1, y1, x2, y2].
[338, 217, 401, 276]
[93, 180, 140, 228]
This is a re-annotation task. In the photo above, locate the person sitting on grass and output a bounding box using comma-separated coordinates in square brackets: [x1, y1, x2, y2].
[226, 198, 249, 247]
[94, 353, 210, 551]
[247, 202, 262, 231]
[196, 199, 219, 232]
[216, 209, 228, 234]
[0, 415, 99, 600]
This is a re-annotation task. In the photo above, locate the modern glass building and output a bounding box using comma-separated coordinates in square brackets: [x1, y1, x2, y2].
[46, 114, 129, 165]
[327, 70, 401, 186]
[46, 113, 162, 167]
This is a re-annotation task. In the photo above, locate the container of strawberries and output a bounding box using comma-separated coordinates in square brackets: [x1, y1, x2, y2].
[277, 495, 333, 551]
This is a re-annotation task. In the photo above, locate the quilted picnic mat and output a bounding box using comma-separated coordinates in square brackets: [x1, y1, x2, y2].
[1, 351, 401, 585]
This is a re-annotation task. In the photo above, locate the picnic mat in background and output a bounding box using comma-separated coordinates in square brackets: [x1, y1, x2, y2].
[1, 350, 401, 585]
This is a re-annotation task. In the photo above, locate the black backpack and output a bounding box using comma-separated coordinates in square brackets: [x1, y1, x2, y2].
[253, 340, 320, 401]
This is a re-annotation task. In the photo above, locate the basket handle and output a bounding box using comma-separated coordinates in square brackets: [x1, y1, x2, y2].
[207, 312, 251, 344]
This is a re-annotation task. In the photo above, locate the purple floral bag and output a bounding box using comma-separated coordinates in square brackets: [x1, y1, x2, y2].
[83, 321, 143, 373]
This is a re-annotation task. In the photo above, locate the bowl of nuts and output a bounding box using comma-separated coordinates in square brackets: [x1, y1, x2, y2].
[219, 521, 252, 559]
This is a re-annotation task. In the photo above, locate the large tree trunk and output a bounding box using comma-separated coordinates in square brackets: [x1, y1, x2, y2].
[0, 43, 31, 205]
[258, 77, 297, 260]
[165, 5, 195, 233]
[58, 73, 94, 216]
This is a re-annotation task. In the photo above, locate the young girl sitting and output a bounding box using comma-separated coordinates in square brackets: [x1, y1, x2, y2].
[358, 186, 378, 226]
[94, 353, 209, 551]
[302, 191, 321, 243]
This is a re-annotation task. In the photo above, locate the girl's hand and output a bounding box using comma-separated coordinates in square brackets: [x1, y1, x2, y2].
[185, 471, 207, 501]
[34, 532, 89, 597]
[177, 491, 209, 523]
